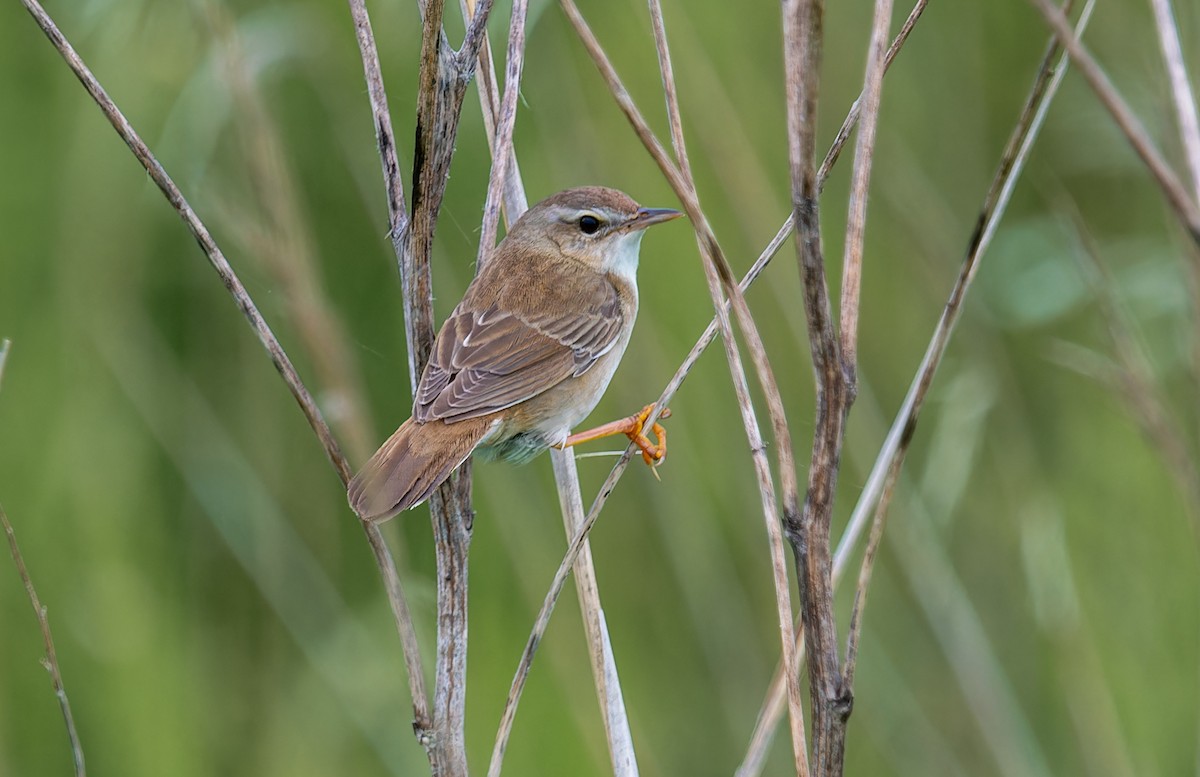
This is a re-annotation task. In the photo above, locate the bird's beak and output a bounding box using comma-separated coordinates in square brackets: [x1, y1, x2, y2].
[626, 207, 683, 231]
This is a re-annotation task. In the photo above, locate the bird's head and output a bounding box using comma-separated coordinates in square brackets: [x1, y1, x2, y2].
[506, 186, 682, 280]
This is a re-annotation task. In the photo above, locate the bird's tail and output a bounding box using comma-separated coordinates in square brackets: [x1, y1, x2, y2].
[348, 416, 492, 522]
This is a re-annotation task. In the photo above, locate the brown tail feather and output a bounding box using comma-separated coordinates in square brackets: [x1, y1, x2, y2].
[348, 416, 493, 522]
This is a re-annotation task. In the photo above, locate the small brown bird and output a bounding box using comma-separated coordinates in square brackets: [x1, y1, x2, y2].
[349, 187, 682, 523]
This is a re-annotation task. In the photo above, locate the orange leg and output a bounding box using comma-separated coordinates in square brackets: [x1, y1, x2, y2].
[560, 404, 671, 468]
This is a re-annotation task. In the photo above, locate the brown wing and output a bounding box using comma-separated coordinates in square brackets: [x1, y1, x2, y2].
[413, 285, 624, 423]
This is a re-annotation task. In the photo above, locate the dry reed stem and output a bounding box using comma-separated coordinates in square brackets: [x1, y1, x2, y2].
[546, 453, 640, 777]
[1029, 0, 1200, 247]
[837, 0, 893, 394]
[475, 0, 528, 269]
[643, 2, 807, 771]
[347, 0, 420, 386]
[782, 0, 860, 770]
[835, 0, 894, 693]
[461, 0, 639, 769]
[1148, 0, 1200, 203]
[365, 0, 500, 770]
[2, 503, 87, 777]
[460, 0, 528, 217]
[738, 4, 1088, 771]
[19, 0, 433, 763]
[1, 340, 85, 777]
[343, 0, 446, 743]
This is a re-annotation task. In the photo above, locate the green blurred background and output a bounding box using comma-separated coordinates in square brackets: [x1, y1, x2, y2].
[2, 0, 1198, 774]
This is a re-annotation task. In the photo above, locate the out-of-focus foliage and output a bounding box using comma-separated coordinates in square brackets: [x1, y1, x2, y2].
[2, 0, 1198, 775]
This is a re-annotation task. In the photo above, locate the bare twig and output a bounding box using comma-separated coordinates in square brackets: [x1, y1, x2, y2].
[1148, 0, 1200, 203]
[2, 503, 87, 777]
[838, 0, 893, 392]
[562, 0, 805, 558]
[0, 346, 85, 777]
[20, 0, 432, 758]
[644, 2, 808, 771]
[346, 0, 418, 385]
[360, 0, 502, 771]
[834, 0, 895, 692]
[1029, 0, 1200, 247]
[546, 453, 639, 777]
[558, 8, 812, 769]
[739, 4, 1089, 770]
[476, 0, 529, 268]
[782, 0, 860, 770]
[819, 1, 928, 186]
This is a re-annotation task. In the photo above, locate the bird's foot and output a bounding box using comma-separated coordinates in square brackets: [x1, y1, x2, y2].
[560, 403, 672, 472]
[625, 404, 670, 468]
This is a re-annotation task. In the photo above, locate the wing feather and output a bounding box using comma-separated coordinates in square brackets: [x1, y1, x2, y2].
[412, 277, 624, 423]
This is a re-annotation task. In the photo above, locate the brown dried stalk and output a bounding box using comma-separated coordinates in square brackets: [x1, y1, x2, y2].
[1029, 0, 1200, 247]
[782, 0, 858, 771]
[475, 0, 528, 269]
[1148, 0, 1200, 203]
[644, 0, 808, 771]
[832, 0, 894, 698]
[349, 0, 504, 770]
[3, 503, 87, 777]
[837, 0, 893, 393]
[19, 0, 431, 766]
[1, 344, 86, 777]
[739, 3, 1088, 770]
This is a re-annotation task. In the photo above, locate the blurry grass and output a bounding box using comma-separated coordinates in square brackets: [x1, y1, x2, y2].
[2, 0, 1199, 775]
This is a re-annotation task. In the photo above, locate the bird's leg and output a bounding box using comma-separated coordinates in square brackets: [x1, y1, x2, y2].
[559, 404, 671, 467]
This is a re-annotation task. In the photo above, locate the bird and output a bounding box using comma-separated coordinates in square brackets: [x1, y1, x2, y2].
[348, 186, 682, 523]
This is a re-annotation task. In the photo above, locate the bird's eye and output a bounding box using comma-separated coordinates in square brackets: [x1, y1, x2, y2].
[578, 215, 601, 234]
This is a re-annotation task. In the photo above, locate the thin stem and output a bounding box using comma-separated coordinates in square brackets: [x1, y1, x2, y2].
[1, 352, 85, 776]
[738, 4, 1090, 770]
[833, 0, 895, 693]
[1148, 0, 1200, 204]
[476, 0, 529, 268]
[645, 2, 808, 772]
[346, 0, 420, 386]
[1029, 0, 1200, 247]
[838, 0, 894, 393]
[2, 503, 87, 777]
[567, 0, 930, 589]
